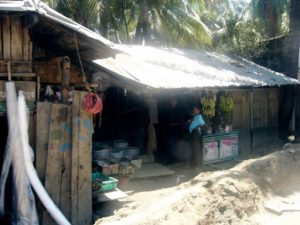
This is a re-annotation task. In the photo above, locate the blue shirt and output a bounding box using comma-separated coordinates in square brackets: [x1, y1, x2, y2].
[189, 114, 205, 133]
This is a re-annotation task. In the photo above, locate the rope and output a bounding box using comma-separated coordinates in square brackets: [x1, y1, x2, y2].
[74, 32, 91, 92]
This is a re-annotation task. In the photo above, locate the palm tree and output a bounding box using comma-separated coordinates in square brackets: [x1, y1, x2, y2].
[133, 0, 212, 47]
[43, 0, 212, 47]
[98, 0, 136, 43]
[44, 0, 101, 30]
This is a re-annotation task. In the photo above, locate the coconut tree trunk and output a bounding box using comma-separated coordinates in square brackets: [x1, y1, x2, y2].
[135, 0, 150, 44]
[265, 1, 278, 37]
[101, 13, 109, 38]
[120, 0, 130, 42]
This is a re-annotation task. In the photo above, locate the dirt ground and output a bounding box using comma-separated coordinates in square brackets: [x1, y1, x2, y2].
[94, 143, 300, 225]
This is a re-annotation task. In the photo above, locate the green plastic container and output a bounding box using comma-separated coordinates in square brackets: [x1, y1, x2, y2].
[92, 172, 118, 192]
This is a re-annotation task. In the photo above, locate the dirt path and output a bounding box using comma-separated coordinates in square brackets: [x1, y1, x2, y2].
[94, 144, 300, 225]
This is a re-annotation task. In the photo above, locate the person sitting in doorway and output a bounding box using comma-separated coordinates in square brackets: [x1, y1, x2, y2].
[188, 105, 206, 168]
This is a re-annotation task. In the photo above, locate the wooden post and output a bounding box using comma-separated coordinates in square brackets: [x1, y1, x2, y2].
[7, 61, 11, 81]
[61, 56, 71, 103]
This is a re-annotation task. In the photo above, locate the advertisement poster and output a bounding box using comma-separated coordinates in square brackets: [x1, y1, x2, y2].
[220, 138, 238, 158]
[204, 141, 219, 161]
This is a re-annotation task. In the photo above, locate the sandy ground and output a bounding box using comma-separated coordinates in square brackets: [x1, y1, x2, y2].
[94, 143, 300, 225]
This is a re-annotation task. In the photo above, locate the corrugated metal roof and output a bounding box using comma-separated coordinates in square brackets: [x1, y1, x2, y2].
[94, 45, 300, 89]
[0, 0, 114, 48]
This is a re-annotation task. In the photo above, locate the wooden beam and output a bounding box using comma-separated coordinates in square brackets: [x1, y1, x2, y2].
[0, 60, 32, 73]
[0, 72, 36, 78]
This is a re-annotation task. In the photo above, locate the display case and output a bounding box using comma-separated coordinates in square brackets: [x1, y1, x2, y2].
[201, 131, 238, 164]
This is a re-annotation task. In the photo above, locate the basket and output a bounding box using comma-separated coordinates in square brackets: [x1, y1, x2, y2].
[92, 172, 118, 192]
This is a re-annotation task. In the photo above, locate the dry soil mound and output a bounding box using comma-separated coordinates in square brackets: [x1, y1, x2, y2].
[95, 144, 300, 225]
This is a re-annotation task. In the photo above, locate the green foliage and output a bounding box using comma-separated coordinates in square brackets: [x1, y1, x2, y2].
[213, 18, 266, 59]
[250, 0, 290, 37]
[51, 0, 101, 29]
[42, 0, 212, 48]
[41, 0, 294, 60]
[152, 1, 212, 47]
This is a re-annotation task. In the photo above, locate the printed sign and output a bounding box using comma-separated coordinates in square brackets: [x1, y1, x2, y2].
[204, 141, 218, 161]
[220, 138, 238, 158]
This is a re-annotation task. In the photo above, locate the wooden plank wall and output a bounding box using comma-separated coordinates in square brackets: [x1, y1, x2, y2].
[252, 89, 279, 128]
[36, 102, 52, 223]
[35, 91, 92, 225]
[33, 59, 83, 84]
[229, 89, 280, 152]
[229, 91, 251, 155]
[252, 88, 280, 149]
[0, 15, 32, 62]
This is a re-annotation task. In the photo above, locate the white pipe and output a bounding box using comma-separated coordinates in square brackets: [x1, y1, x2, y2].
[5, 82, 38, 224]
[17, 91, 71, 225]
